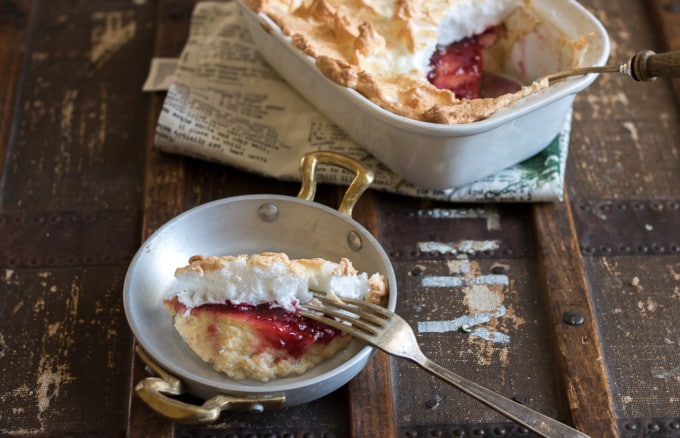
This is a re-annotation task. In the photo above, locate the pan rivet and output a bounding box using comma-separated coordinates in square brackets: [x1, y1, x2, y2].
[347, 231, 363, 251]
[258, 204, 279, 222]
[248, 403, 265, 413]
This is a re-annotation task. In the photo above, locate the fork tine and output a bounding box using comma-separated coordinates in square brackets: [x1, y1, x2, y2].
[305, 293, 589, 438]
[311, 295, 388, 328]
[310, 291, 391, 319]
[298, 309, 371, 340]
[301, 303, 379, 335]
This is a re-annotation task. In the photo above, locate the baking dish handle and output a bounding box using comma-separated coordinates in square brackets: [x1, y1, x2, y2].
[297, 151, 374, 217]
[134, 346, 285, 423]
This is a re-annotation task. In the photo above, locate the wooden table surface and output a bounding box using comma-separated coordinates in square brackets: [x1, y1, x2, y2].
[1, 0, 679, 436]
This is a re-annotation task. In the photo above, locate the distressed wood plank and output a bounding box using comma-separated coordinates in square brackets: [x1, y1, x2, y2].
[532, 197, 618, 437]
[0, 267, 133, 435]
[345, 190, 397, 438]
[0, 0, 31, 172]
[375, 200, 570, 434]
[1, 0, 156, 211]
[564, 0, 680, 432]
[647, 0, 680, 98]
[583, 254, 680, 420]
[566, 0, 680, 200]
[127, 0, 197, 436]
[0, 0, 156, 435]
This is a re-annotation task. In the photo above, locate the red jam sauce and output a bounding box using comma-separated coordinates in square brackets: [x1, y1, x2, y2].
[428, 26, 520, 99]
[170, 297, 344, 358]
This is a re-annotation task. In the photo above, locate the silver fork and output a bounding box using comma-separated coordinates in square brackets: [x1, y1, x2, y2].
[299, 293, 590, 438]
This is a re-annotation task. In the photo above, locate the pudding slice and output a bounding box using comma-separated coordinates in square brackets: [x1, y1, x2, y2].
[164, 252, 386, 381]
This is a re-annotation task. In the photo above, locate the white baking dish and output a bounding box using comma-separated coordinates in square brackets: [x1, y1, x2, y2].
[234, 0, 609, 190]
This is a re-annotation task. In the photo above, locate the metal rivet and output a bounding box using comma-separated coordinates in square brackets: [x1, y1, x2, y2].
[258, 204, 279, 222]
[563, 311, 585, 326]
[249, 403, 265, 413]
[491, 266, 506, 275]
[619, 244, 632, 253]
[665, 2, 680, 13]
[347, 231, 363, 251]
[669, 421, 680, 430]
[425, 395, 441, 409]
[459, 324, 472, 334]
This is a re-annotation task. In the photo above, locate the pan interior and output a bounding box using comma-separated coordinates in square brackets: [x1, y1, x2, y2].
[124, 194, 397, 397]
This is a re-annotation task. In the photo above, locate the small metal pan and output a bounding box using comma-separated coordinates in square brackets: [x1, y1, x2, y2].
[123, 151, 398, 423]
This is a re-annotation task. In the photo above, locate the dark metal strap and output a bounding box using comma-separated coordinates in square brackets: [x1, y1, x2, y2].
[0, 209, 141, 268]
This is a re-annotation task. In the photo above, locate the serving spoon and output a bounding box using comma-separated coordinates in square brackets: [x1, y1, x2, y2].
[482, 50, 680, 98]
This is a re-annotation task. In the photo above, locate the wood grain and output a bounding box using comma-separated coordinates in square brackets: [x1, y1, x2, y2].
[2, 0, 680, 435]
[346, 189, 397, 437]
[0, 0, 31, 172]
[647, 0, 680, 97]
[532, 195, 618, 437]
[126, 1, 197, 436]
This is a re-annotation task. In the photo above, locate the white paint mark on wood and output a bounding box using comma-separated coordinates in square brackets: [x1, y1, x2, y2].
[418, 306, 507, 334]
[418, 240, 500, 255]
[417, 257, 519, 348]
[421, 274, 508, 288]
[35, 279, 79, 427]
[651, 364, 680, 379]
[417, 207, 501, 231]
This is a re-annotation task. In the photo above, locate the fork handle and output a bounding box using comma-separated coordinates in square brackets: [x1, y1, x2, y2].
[417, 357, 590, 438]
[627, 50, 680, 81]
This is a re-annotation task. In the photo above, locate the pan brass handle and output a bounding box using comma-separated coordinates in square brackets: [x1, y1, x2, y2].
[134, 346, 285, 423]
[297, 151, 374, 217]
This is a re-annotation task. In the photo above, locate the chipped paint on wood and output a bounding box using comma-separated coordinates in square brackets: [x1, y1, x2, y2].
[35, 275, 79, 428]
[418, 240, 500, 255]
[417, 207, 501, 231]
[90, 11, 136, 67]
[416, 256, 524, 371]
[421, 274, 508, 288]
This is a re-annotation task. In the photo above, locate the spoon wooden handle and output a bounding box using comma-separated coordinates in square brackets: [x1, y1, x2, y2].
[629, 50, 680, 81]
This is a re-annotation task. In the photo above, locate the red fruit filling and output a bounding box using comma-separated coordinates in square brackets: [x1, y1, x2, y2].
[169, 297, 344, 358]
[428, 26, 518, 99]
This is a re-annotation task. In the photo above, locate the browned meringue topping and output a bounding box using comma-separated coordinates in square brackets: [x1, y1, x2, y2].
[244, 0, 585, 123]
